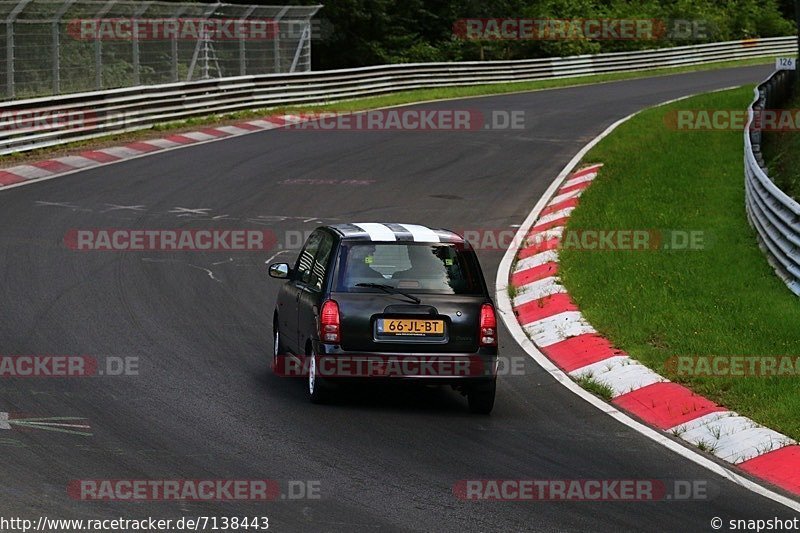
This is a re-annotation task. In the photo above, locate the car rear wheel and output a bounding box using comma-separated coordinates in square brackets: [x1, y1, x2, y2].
[468, 379, 496, 414]
[272, 326, 283, 374]
[308, 350, 329, 404]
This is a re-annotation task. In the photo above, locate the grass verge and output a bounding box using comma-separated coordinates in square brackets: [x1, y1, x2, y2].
[763, 89, 800, 201]
[559, 86, 800, 441]
[574, 374, 615, 401]
[1, 56, 777, 168]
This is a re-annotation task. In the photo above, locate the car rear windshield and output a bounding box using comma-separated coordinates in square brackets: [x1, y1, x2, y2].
[333, 242, 483, 295]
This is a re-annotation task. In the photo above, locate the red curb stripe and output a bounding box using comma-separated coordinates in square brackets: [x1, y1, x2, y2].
[32, 160, 76, 173]
[513, 292, 577, 325]
[740, 446, 800, 495]
[540, 333, 625, 373]
[263, 116, 287, 126]
[511, 262, 558, 287]
[612, 382, 726, 430]
[200, 128, 230, 137]
[233, 122, 263, 131]
[541, 197, 580, 217]
[569, 164, 602, 179]
[558, 180, 593, 195]
[530, 217, 569, 232]
[125, 142, 161, 153]
[518, 237, 560, 259]
[79, 151, 120, 163]
[164, 134, 198, 144]
[0, 171, 26, 186]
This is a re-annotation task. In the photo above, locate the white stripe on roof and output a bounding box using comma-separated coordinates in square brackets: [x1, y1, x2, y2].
[353, 223, 397, 241]
[399, 224, 440, 242]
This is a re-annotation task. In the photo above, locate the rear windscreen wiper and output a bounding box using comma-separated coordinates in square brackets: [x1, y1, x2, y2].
[355, 283, 421, 304]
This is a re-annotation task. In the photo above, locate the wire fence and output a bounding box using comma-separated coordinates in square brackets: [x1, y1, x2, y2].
[0, 0, 321, 100]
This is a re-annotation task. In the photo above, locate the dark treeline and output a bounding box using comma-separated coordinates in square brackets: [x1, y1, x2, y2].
[194, 0, 796, 70]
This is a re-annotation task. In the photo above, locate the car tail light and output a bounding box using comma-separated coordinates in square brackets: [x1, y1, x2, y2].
[479, 304, 497, 346]
[320, 300, 340, 344]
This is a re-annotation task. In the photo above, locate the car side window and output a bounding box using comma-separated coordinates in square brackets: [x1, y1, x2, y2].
[309, 233, 334, 292]
[295, 232, 322, 285]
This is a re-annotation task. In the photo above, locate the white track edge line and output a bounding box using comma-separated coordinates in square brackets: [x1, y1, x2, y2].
[495, 86, 800, 511]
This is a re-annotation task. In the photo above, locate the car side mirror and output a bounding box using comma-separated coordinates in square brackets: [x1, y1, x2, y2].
[269, 263, 291, 279]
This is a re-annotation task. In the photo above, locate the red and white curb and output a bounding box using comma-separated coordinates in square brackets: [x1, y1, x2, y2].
[501, 161, 800, 503]
[0, 116, 302, 190]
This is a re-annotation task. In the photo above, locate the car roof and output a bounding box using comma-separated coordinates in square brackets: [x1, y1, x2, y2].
[326, 223, 465, 244]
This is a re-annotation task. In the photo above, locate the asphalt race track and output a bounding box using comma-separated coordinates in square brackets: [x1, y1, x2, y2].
[0, 64, 796, 532]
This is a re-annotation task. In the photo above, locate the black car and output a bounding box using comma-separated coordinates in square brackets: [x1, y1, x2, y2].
[268, 223, 498, 413]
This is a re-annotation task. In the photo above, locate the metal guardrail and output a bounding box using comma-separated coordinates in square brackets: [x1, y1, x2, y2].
[745, 68, 800, 296]
[0, 36, 796, 156]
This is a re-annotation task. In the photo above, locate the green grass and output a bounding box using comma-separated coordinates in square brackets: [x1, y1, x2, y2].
[763, 90, 800, 201]
[0, 55, 778, 167]
[575, 374, 615, 401]
[559, 86, 800, 441]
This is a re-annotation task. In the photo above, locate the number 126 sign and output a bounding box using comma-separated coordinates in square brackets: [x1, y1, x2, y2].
[776, 57, 797, 70]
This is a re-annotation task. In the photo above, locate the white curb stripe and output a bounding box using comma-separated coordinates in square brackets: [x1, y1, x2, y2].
[0, 412, 9, 430]
[512, 276, 567, 307]
[5, 165, 53, 179]
[668, 411, 737, 435]
[53, 156, 100, 169]
[216, 125, 253, 135]
[143, 138, 183, 149]
[525, 227, 564, 248]
[98, 146, 144, 158]
[533, 207, 574, 228]
[571, 357, 666, 397]
[247, 119, 284, 129]
[679, 415, 795, 464]
[562, 171, 598, 188]
[180, 131, 217, 141]
[549, 188, 584, 206]
[513, 250, 559, 273]
[522, 311, 596, 347]
[569, 356, 631, 378]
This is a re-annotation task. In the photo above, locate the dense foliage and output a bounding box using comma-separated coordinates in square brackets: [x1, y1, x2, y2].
[290, 0, 796, 69]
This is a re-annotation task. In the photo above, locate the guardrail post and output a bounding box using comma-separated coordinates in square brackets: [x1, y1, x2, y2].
[4, 0, 32, 99]
[6, 22, 13, 98]
[240, 7, 257, 77]
[795, 0, 800, 81]
[272, 7, 288, 73]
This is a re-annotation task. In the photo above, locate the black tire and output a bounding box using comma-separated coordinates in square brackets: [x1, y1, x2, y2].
[468, 380, 496, 414]
[308, 350, 329, 404]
